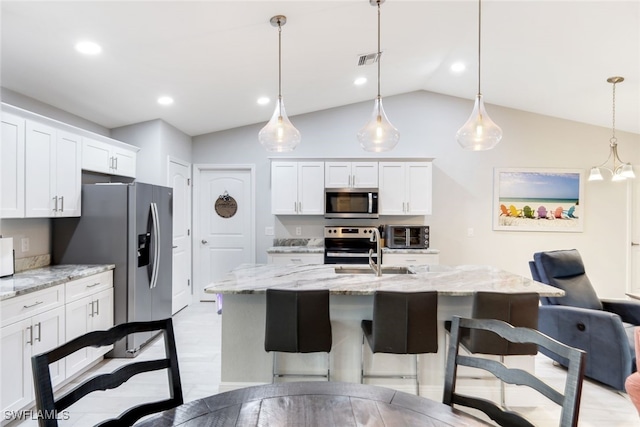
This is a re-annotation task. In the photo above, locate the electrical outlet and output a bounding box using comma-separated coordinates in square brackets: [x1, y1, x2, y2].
[467, 228, 474, 237]
[295, 227, 302, 236]
[265, 226, 274, 236]
[21, 237, 30, 252]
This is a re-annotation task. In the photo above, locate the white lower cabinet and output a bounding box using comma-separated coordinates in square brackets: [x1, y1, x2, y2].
[0, 293, 65, 415]
[382, 253, 439, 266]
[65, 272, 114, 378]
[0, 270, 113, 416]
[267, 253, 324, 264]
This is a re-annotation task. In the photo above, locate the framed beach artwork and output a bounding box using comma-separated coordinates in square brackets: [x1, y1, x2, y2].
[493, 168, 584, 232]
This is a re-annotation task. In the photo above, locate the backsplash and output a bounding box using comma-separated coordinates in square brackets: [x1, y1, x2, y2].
[272, 238, 323, 247]
[15, 254, 50, 272]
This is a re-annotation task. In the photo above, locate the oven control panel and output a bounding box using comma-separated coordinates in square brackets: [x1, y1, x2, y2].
[324, 226, 377, 238]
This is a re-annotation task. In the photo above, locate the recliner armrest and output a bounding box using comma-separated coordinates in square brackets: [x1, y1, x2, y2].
[601, 299, 640, 325]
[538, 305, 633, 390]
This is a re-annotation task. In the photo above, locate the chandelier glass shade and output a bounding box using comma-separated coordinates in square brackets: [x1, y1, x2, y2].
[456, 0, 502, 151]
[588, 76, 634, 182]
[259, 15, 300, 152]
[358, 0, 399, 152]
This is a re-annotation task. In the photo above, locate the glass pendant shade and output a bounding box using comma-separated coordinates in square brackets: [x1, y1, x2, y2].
[456, 94, 502, 151]
[588, 167, 604, 181]
[258, 97, 300, 152]
[622, 164, 636, 178]
[358, 97, 400, 152]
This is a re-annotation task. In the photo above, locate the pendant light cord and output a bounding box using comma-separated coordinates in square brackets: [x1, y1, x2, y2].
[477, 0, 482, 96]
[377, 1, 381, 99]
[278, 20, 282, 101]
[611, 81, 617, 143]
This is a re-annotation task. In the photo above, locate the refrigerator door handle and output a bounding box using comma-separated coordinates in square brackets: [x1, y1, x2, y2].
[150, 202, 161, 289]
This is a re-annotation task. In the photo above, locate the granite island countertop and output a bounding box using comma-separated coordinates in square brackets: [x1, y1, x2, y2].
[0, 264, 115, 301]
[204, 263, 563, 297]
[266, 247, 440, 255]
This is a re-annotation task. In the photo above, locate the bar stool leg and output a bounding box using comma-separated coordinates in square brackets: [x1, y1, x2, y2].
[415, 354, 420, 396]
[360, 333, 365, 384]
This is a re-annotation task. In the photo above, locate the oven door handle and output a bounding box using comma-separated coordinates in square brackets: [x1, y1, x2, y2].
[325, 252, 377, 258]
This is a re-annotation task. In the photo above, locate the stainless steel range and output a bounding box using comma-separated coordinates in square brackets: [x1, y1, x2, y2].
[324, 226, 379, 264]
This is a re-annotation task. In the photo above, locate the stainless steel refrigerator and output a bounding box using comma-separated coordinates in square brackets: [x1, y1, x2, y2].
[52, 182, 173, 357]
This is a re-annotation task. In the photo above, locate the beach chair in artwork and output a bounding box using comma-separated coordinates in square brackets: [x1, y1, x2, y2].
[523, 205, 535, 218]
[564, 206, 578, 218]
[537, 206, 548, 219]
[499, 204, 510, 216]
[508, 205, 522, 217]
[554, 206, 564, 219]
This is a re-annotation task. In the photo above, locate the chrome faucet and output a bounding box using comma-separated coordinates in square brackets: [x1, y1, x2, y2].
[368, 227, 382, 276]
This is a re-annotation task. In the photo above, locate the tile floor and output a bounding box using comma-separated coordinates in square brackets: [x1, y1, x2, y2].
[6, 301, 639, 426]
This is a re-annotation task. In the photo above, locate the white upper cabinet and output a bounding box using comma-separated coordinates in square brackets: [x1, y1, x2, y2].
[1, 112, 25, 218]
[271, 161, 324, 215]
[379, 162, 432, 215]
[25, 121, 81, 218]
[325, 162, 378, 188]
[82, 137, 137, 178]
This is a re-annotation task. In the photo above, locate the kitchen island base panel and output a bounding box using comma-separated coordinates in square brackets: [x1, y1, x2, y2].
[219, 294, 544, 406]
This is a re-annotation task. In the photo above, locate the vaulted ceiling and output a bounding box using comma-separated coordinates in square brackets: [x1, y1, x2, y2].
[2, 1, 639, 136]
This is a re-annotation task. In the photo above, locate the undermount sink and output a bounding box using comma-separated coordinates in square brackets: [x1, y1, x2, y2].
[333, 266, 414, 275]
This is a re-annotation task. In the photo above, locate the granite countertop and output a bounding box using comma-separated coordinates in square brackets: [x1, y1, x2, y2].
[0, 264, 115, 301]
[382, 248, 440, 254]
[204, 263, 563, 297]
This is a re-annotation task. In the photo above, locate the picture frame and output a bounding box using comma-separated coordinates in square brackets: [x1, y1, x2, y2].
[493, 168, 584, 232]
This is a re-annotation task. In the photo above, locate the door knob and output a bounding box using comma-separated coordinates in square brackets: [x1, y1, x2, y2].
[201, 239, 208, 244]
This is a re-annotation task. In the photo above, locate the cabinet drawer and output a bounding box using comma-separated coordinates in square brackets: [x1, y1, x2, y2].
[268, 253, 324, 264]
[65, 270, 113, 302]
[1, 284, 65, 326]
[382, 253, 439, 266]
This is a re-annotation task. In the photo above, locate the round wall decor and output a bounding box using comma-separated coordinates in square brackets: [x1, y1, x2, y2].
[215, 191, 238, 218]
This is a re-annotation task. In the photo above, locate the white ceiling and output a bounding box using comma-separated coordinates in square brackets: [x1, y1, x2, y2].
[1, 1, 639, 137]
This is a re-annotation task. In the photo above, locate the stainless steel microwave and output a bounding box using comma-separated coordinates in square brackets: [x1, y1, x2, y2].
[324, 188, 379, 219]
[384, 225, 429, 249]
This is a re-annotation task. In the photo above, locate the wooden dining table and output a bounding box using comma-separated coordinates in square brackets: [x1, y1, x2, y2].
[135, 381, 491, 426]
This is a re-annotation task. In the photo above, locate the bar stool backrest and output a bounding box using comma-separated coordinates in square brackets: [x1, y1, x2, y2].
[371, 291, 438, 354]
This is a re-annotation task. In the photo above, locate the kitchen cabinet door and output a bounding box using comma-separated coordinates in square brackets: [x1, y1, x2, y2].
[82, 137, 137, 178]
[379, 162, 432, 215]
[271, 162, 324, 215]
[325, 162, 378, 188]
[31, 306, 66, 388]
[24, 121, 81, 218]
[297, 162, 324, 215]
[378, 162, 406, 215]
[0, 319, 32, 414]
[1, 112, 25, 218]
[405, 162, 432, 215]
[54, 130, 82, 217]
[65, 295, 93, 377]
[91, 288, 114, 358]
[25, 120, 56, 217]
[271, 162, 298, 215]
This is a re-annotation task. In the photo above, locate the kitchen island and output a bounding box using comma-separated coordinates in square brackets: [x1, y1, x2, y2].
[204, 263, 563, 403]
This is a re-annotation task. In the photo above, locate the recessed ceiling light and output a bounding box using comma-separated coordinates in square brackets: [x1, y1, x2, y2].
[450, 62, 466, 73]
[157, 96, 174, 106]
[257, 97, 270, 105]
[354, 77, 367, 86]
[75, 41, 102, 55]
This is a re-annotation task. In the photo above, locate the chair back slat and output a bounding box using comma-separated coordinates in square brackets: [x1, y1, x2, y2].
[32, 318, 183, 427]
[444, 316, 586, 427]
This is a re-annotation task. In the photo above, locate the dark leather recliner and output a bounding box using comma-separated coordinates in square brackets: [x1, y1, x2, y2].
[530, 249, 639, 390]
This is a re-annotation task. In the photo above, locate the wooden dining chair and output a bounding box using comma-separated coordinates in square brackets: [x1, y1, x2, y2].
[31, 318, 183, 427]
[444, 316, 586, 427]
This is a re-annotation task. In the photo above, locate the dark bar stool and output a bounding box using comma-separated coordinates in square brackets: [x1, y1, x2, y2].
[360, 291, 438, 395]
[444, 291, 539, 407]
[264, 289, 332, 382]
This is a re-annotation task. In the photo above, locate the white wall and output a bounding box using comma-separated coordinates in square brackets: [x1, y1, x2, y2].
[192, 90, 640, 299]
[111, 119, 192, 186]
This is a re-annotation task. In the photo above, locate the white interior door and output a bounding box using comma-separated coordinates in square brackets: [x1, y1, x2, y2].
[169, 157, 192, 314]
[196, 166, 255, 301]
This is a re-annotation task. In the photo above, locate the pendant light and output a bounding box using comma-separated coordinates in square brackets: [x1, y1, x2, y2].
[456, 0, 502, 151]
[588, 76, 634, 182]
[258, 15, 300, 152]
[357, 0, 399, 152]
